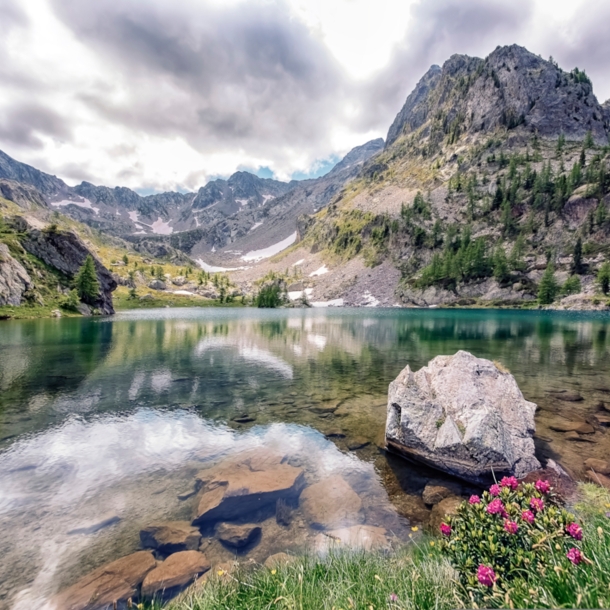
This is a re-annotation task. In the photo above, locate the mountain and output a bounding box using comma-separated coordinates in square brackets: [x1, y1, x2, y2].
[223, 45, 610, 309]
[0, 139, 384, 265]
[387, 45, 609, 148]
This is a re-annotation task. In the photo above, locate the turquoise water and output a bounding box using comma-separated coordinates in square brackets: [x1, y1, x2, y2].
[1, 307, 609, 607]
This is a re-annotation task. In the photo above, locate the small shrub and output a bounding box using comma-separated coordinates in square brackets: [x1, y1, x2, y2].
[61, 289, 80, 311]
[562, 275, 582, 296]
[440, 479, 586, 600]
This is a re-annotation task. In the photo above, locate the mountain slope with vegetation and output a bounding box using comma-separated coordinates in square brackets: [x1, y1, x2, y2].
[289, 45, 610, 309]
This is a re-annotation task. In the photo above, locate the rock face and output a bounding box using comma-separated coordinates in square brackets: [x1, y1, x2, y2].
[53, 550, 156, 610]
[385, 351, 540, 484]
[192, 450, 305, 525]
[140, 521, 201, 554]
[141, 551, 210, 601]
[299, 475, 363, 529]
[0, 243, 32, 306]
[386, 44, 610, 148]
[19, 223, 116, 314]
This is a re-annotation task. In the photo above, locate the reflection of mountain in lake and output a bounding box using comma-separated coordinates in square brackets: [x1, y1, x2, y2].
[1, 308, 610, 607]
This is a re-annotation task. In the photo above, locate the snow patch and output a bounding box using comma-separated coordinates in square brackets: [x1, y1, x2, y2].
[128, 211, 139, 222]
[133, 230, 147, 235]
[309, 265, 328, 277]
[288, 288, 313, 301]
[134, 223, 144, 230]
[249, 221, 263, 232]
[151, 217, 173, 235]
[311, 298, 344, 308]
[51, 199, 99, 215]
[236, 198, 249, 207]
[172, 290, 197, 296]
[362, 291, 380, 307]
[242, 232, 297, 262]
[196, 259, 245, 273]
[292, 259, 304, 266]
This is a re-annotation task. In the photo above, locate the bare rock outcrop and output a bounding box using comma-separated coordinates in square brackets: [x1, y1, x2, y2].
[17, 221, 116, 314]
[385, 351, 540, 484]
[0, 243, 32, 306]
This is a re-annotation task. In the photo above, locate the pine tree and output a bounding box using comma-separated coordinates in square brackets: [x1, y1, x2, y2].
[493, 247, 510, 283]
[572, 237, 583, 274]
[74, 255, 100, 301]
[584, 130, 594, 149]
[598, 262, 610, 295]
[122, 254, 129, 265]
[538, 262, 558, 304]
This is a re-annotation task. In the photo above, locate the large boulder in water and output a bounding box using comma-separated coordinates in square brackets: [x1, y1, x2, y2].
[385, 351, 540, 484]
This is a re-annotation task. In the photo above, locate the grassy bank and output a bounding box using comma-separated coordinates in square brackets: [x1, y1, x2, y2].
[113, 286, 245, 310]
[158, 484, 610, 610]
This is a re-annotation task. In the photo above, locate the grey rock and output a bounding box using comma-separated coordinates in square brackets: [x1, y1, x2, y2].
[422, 480, 463, 506]
[386, 45, 609, 148]
[148, 279, 166, 291]
[19, 222, 116, 314]
[76, 302, 92, 316]
[0, 243, 32, 306]
[386, 351, 540, 484]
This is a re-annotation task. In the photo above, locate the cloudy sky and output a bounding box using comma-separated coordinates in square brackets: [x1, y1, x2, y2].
[1, 0, 609, 193]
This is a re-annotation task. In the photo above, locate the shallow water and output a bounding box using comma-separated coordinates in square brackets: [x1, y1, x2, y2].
[1, 307, 610, 607]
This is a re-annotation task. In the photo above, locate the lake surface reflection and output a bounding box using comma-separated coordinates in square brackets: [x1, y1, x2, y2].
[1, 307, 610, 608]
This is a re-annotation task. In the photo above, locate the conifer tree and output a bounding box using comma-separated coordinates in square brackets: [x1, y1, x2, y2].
[493, 247, 510, 283]
[538, 262, 558, 304]
[572, 237, 583, 274]
[74, 255, 100, 301]
[598, 262, 610, 295]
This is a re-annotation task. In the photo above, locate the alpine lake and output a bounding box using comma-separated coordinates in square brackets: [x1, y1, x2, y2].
[1, 307, 610, 608]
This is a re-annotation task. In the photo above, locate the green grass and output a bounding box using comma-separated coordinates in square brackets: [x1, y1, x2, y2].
[167, 547, 459, 610]
[155, 484, 610, 610]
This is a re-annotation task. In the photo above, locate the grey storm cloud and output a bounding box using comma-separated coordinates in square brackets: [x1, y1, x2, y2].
[49, 0, 348, 154]
[0, 103, 73, 149]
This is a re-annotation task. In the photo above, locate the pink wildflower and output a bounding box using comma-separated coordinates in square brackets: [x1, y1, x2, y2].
[566, 522, 583, 540]
[566, 547, 583, 565]
[469, 495, 481, 504]
[440, 523, 451, 536]
[530, 497, 544, 513]
[489, 484, 501, 496]
[486, 498, 505, 515]
[500, 476, 519, 490]
[521, 510, 535, 524]
[477, 564, 497, 587]
[389, 593, 399, 602]
[535, 479, 551, 494]
[504, 519, 519, 534]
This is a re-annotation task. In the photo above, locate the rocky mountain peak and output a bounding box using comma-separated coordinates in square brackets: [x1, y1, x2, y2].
[327, 138, 384, 176]
[386, 44, 610, 149]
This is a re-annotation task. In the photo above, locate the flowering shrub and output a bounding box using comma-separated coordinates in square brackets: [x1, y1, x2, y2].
[440, 479, 587, 593]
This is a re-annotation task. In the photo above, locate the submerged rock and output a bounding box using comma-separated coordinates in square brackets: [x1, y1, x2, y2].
[216, 523, 261, 548]
[53, 550, 156, 610]
[140, 521, 201, 554]
[141, 551, 210, 601]
[300, 475, 363, 530]
[313, 525, 388, 553]
[192, 450, 305, 525]
[428, 496, 463, 532]
[385, 351, 540, 484]
[584, 458, 610, 475]
[421, 480, 463, 506]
